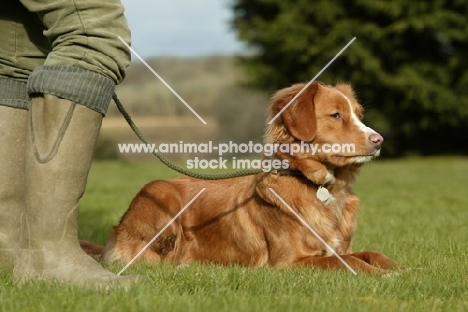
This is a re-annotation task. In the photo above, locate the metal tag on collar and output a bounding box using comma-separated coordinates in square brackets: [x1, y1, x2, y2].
[316, 186, 331, 204]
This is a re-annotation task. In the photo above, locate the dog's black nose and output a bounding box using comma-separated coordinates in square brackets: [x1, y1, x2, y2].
[369, 133, 384, 148]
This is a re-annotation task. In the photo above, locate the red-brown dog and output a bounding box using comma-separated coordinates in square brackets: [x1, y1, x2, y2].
[81, 82, 399, 275]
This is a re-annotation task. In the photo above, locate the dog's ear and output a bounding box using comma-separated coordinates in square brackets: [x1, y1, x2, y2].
[272, 82, 319, 142]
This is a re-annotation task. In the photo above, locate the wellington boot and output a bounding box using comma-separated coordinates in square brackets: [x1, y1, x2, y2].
[14, 95, 141, 288]
[0, 106, 28, 269]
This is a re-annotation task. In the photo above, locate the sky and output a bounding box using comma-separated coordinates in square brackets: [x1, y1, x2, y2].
[121, 0, 245, 58]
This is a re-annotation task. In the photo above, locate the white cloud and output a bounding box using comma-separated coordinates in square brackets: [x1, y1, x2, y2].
[121, 0, 245, 57]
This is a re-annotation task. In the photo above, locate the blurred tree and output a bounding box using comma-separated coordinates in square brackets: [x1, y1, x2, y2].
[231, 0, 468, 156]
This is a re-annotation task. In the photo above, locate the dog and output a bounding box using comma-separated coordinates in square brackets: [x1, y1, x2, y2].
[81, 81, 399, 275]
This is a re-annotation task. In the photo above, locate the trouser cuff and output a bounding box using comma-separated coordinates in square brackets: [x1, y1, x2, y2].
[27, 65, 115, 115]
[0, 79, 29, 110]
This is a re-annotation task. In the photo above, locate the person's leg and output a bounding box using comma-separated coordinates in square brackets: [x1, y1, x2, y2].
[0, 83, 29, 270]
[15, 92, 141, 287]
[8, 0, 140, 287]
[0, 1, 46, 270]
[20, 0, 131, 84]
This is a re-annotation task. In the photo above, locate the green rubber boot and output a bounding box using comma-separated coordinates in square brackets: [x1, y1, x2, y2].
[13, 94, 141, 288]
[0, 105, 28, 270]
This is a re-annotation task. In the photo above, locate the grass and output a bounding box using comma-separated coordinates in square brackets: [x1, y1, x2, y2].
[1, 157, 468, 311]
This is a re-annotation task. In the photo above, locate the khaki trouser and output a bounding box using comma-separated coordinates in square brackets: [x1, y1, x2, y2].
[0, 0, 131, 112]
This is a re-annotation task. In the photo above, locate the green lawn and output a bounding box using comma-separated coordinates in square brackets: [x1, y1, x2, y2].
[1, 157, 467, 311]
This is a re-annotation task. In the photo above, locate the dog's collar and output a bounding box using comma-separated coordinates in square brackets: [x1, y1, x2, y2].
[269, 168, 335, 185]
[270, 168, 305, 178]
[270, 168, 335, 204]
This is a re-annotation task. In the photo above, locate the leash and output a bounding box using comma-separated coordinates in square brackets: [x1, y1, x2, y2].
[112, 93, 263, 180]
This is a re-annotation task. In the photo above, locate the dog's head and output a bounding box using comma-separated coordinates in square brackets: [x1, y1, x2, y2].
[265, 82, 383, 166]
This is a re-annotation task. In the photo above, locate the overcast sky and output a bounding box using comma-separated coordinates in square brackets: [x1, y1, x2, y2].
[121, 0, 245, 58]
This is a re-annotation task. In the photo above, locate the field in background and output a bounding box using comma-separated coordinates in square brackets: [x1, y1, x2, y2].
[113, 56, 242, 117]
[99, 115, 219, 160]
[1, 157, 467, 311]
[102, 56, 268, 160]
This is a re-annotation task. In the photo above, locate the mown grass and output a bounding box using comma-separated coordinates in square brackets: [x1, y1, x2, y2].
[1, 157, 467, 311]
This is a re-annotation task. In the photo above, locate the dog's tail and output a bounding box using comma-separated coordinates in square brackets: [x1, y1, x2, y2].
[80, 240, 105, 261]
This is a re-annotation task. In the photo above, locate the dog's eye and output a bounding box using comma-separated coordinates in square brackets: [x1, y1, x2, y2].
[330, 113, 341, 119]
